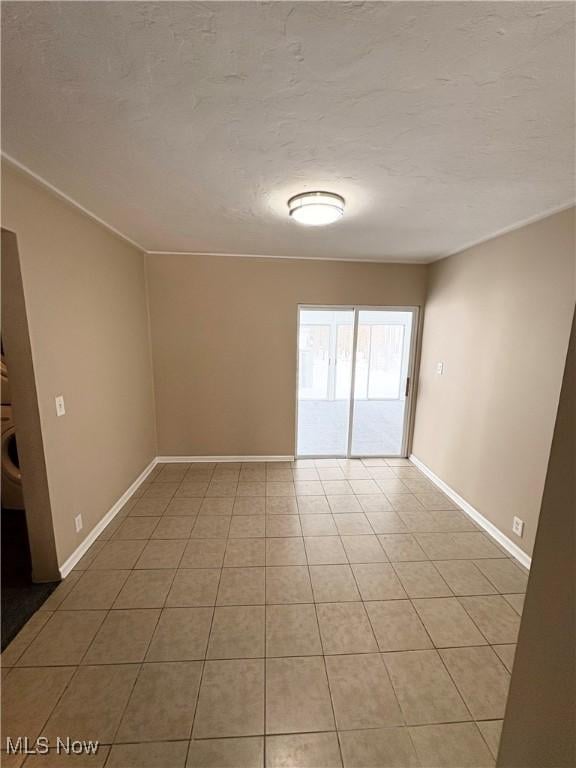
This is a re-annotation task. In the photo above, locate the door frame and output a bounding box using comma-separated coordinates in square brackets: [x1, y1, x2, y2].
[295, 304, 420, 459]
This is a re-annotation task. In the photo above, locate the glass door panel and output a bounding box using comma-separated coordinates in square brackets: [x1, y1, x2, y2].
[297, 308, 354, 456]
[350, 310, 415, 456]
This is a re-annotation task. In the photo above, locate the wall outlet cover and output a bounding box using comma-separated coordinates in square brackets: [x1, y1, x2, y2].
[512, 516, 524, 537]
[74, 514, 83, 533]
[436, 362, 444, 375]
[55, 395, 66, 417]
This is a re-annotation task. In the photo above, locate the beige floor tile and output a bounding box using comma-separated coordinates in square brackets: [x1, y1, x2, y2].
[113, 569, 174, 609]
[180, 539, 226, 568]
[476, 720, 503, 759]
[326, 653, 402, 729]
[458, 595, 520, 644]
[365, 511, 406, 533]
[156, 464, 189, 482]
[391, 467, 423, 480]
[21, 747, 109, 766]
[188, 737, 263, 768]
[397, 510, 440, 533]
[1, 611, 54, 666]
[206, 481, 238, 497]
[112, 516, 160, 540]
[375, 478, 412, 495]
[39, 575, 82, 610]
[502, 593, 525, 615]
[413, 598, 488, 647]
[317, 467, 345, 480]
[116, 661, 202, 742]
[200, 498, 234, 516]
[83, 609, 159, 664]
[334, 513, 373, 535]
[385, 493, 426, 512]
[43, 664, 138, 744]
[348, 479, 380, 495]
[234, 497, 267, 515]
[71, 541, 105, 571]
[267, 468, 293, 481]
[266, 482, 295, 497]
[266, 603, 322, 657]
[433, 560, 498, 596]
[143, 482, 180, 500]
[56, 570, 128, 611]
[224, 538, 265, 567]
[378, 534, 428, 562]
[417, 532, 505, 560]
[194, 658, 265, 737]
[165, 497, 202, 516]
[295, 481, 325, 496]
[322, 481, 353, 495]
[89, 540, 146, 570]
[432, 510, 478, 532]
[305, 536, 348, 565]
[310, 564, 360, 602]
[339, 727, 419, 768]
[17, 611, 106, 666]
[129, 497, 170, 516]
[300, 514, 337, 536]
[298, 496, 332, 514]
[316, 602, 378, 654]
[108, 741, 188, 768]
[213, 468, 240, 480]
[266, 515, 302, 537]
[383, 650, 470, 725]
[135, 540, 186, 569]
[229, 515, 266, 538]
[241, 466, 267, 481]
[266, 497, 299, 515]
[146, 607, 212, 661]
[237, 482, 267, 497]
[207, 606, 265, 659]
[493, 644, 516, 672]
[266, 656, 334, 734]
[473, 559, 528, 593]
[440, 646, 510, 719]
[175, 481, 209, 498]
[359, 496, 395, 514]
[365, 600, 433, 652]
[316, 459, 341, 467]
[166, 569, 220, 607]
[266, 732, 341, 768]
[217, 567, 265, 605]
[265, 537, 307, 565]
[185, 465, 215, 478]
[1, 666, 75, 742]
[352, 563, 406, 600]
[292, 467, 320, 481]
[409, 722, 494, 767]
[341, 534, 388, 563]
[191, 516, 231, 539]
[340, 466, 371, 481]
[414, 491, 458, 511]
[327, 495, 363, 514]
[266, 566, 314, 604]
[152, 516, 195, 539]
[393, 562, 452, 598]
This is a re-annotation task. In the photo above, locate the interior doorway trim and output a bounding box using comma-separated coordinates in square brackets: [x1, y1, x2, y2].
[295, 304, 420, 459]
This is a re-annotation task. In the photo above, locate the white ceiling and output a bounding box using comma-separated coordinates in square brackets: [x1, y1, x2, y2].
[2, 2, 575, 261]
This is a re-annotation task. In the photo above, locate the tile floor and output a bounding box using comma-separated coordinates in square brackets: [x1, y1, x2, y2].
[1, 459, 528, 767]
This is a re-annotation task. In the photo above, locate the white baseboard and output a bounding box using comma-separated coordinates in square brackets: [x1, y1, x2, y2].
[59, 458, 158, 578]
[409, 454, 532, 570]
[156, 455, 295, 463]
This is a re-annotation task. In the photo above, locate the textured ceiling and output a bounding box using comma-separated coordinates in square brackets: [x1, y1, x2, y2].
[2, 1, 575, 261]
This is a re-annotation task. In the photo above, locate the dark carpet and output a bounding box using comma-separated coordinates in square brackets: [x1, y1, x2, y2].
[1, 508, 58, 650]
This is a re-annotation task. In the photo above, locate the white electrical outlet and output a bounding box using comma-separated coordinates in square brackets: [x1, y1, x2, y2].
[74, 514, 83, 533]
[55, 395, 66, 417]
[436, 362, 444, 375]
[512, 516, 524, 537]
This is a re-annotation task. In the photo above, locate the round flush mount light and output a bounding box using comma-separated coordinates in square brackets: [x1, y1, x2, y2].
[288, 191, 345, 226]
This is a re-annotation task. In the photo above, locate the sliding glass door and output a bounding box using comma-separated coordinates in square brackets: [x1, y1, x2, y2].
[296, 306, 417, 457]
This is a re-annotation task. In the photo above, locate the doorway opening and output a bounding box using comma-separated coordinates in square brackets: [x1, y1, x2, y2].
[296, 306, 418, 457]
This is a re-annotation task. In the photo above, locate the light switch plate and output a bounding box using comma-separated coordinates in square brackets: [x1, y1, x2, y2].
[55, 395, 66, 417]
[436, 362, 444, 375]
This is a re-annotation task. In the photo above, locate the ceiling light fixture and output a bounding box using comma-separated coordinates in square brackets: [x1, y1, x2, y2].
[288, 191, 345, 226]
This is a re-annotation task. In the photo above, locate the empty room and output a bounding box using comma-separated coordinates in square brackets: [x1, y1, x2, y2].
[1, 2, 574, 768]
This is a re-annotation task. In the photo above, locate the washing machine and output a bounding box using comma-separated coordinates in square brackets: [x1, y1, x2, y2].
[2, 405, 24, 510]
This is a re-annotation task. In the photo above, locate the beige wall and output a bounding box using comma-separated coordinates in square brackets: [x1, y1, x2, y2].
[412, 208, 575, 556]
[1, 163, 157, 568]
[146, 253, 428, 456]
